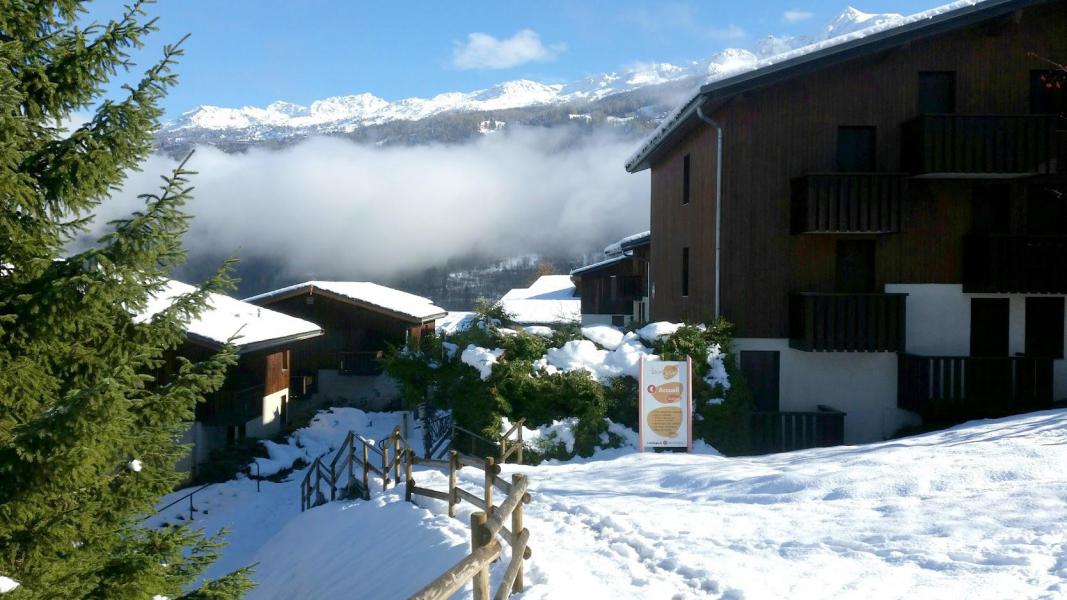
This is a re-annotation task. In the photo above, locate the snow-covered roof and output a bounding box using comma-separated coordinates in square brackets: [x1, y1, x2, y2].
[141, 280, 323, 353]
[603, 230, 651, 255]
[500, 275, 580, 325]
[245, 281, 446, 324]
[625, 0, 1021, 172]
[570, 254, 629, 277]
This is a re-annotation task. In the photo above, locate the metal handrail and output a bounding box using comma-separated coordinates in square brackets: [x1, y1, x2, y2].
[149, 482, 213, 522]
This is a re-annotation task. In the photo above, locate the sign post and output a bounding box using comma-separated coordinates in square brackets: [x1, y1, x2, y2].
[638, 356, 693, 451]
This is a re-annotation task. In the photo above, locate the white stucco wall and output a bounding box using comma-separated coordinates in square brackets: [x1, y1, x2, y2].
[733, 338, 917, 443]
[246, 388, 288, 438]
[886, 283, 1067, 400]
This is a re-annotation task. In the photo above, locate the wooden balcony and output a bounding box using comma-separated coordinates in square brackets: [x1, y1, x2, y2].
[789, 293, 907, 352]
[790, 173, 907, 234]
[750, 405, 846, 454]
[962, 235, 1067, 293]
[339, 351, 384, 376]
[198, 384, 265, 426]
[902, 114, 1059, 176]
[898, 354, 1053, 420]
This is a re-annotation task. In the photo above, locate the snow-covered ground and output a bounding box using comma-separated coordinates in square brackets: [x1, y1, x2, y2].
[153, 408, 1067, 599]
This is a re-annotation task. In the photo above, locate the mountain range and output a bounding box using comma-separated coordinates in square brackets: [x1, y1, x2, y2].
[156, 7, 906, 154]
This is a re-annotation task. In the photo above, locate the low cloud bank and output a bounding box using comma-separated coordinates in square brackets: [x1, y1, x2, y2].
[90, 127, 650, 282]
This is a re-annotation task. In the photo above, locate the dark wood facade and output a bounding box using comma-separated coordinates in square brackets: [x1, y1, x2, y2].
[251, 290, 436, 376]
[573, 243, 650, 320]
[160, 341, 293, 427]
[645, 1, 1067, 340]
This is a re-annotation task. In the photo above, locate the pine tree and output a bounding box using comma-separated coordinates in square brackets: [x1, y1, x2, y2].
[0, 2, 253, 598]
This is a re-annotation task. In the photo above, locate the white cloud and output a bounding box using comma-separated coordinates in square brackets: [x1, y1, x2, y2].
[783, 10, 814, 23]
[452, 29, 564, 70]
[89, 129, 648, 282]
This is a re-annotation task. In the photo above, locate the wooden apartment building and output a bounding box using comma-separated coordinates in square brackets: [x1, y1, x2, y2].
[571, 231, 651, 326]
[626, 0, 1067, 445]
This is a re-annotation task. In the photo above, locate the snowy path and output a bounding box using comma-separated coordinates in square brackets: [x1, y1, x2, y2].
[152, 409, 1067, 599]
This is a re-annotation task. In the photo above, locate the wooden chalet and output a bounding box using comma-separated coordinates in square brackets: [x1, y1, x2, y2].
[571, 231, 650, 326]
[245, 281, 446, 407]
[146, 281, 323, 474]
[625, 0, 1067, 449]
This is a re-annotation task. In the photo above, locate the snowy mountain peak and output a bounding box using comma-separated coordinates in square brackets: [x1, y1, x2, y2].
[160, 5, 910, 146]
[826, 6, 905, 37]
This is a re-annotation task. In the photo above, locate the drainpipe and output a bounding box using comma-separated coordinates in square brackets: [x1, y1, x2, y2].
[696, 105, 723, 319]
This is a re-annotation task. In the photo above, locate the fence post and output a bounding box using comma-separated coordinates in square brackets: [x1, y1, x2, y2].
[362, 443, 370, 492]
[382, 439, 390, 490]
[512, 473, 524, 593]
[329, 461, 337, 501]
[392, 428, 401, 483]
[405, 449, 415, 503]
[448, 450, 458, 518]
[347, 435, 355, 490]
[471, 511, 490, 600]
[484, 456, 495, 518]
[517, 419, 524, 464]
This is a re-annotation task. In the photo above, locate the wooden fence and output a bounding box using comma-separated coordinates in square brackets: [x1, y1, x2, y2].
[298, 424, 534, 599]
[300, 426, 408, 511]
[449, 418, 525, 465]
[407, 449, 531, 600]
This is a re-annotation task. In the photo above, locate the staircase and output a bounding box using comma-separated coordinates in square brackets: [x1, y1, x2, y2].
[300, 426, 411, 511]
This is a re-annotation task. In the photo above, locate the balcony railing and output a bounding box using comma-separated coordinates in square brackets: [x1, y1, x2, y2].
[962, 234, 1067, 293]
[338, 351, 384, 376]
[898, 354, 1053, 420]
[902, 114, 1059, 176]
[791, 173, 907, 234]
[789, 293, 907, 352]
[198, 384, 265, 426]
[750, 405, 846, 454]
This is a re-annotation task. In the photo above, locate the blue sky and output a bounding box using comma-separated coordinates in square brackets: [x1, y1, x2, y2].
[89, 0, 942, 118]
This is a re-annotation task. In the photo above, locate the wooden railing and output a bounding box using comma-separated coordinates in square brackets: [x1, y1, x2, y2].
[962, 234, 1067, 294]
[408, 450, 531, 600]
[902, 114, 1059, 175]
[897, 354, 1054, 420]
[451, 419, 526, 464]
[790, 173, 907, 234]
[789, 292, 907, 352]
[300, 426, 408, 511]
[750, 406, 846, 454]
[338, 351, 384, 376]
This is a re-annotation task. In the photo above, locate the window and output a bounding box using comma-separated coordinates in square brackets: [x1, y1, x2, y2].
[610, 275, 618, 301]
[970, 298, 1009, 357]
[682, 154, 691, 205]
[281, 350, 290, 371]
[836, 126, 876, 172]
[1026, 297, 1065, 358]
[681, 247, 690, 297]
[918, 71, 956, 113]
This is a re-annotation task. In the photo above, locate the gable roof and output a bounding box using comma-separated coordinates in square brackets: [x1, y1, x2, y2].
[626, 0, 1047, 172]
[141, 280, 323, 353]
[245, 281, 447, 324]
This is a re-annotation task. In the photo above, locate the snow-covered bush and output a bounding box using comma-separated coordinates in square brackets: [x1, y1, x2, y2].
[384, 315, 754, 460]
